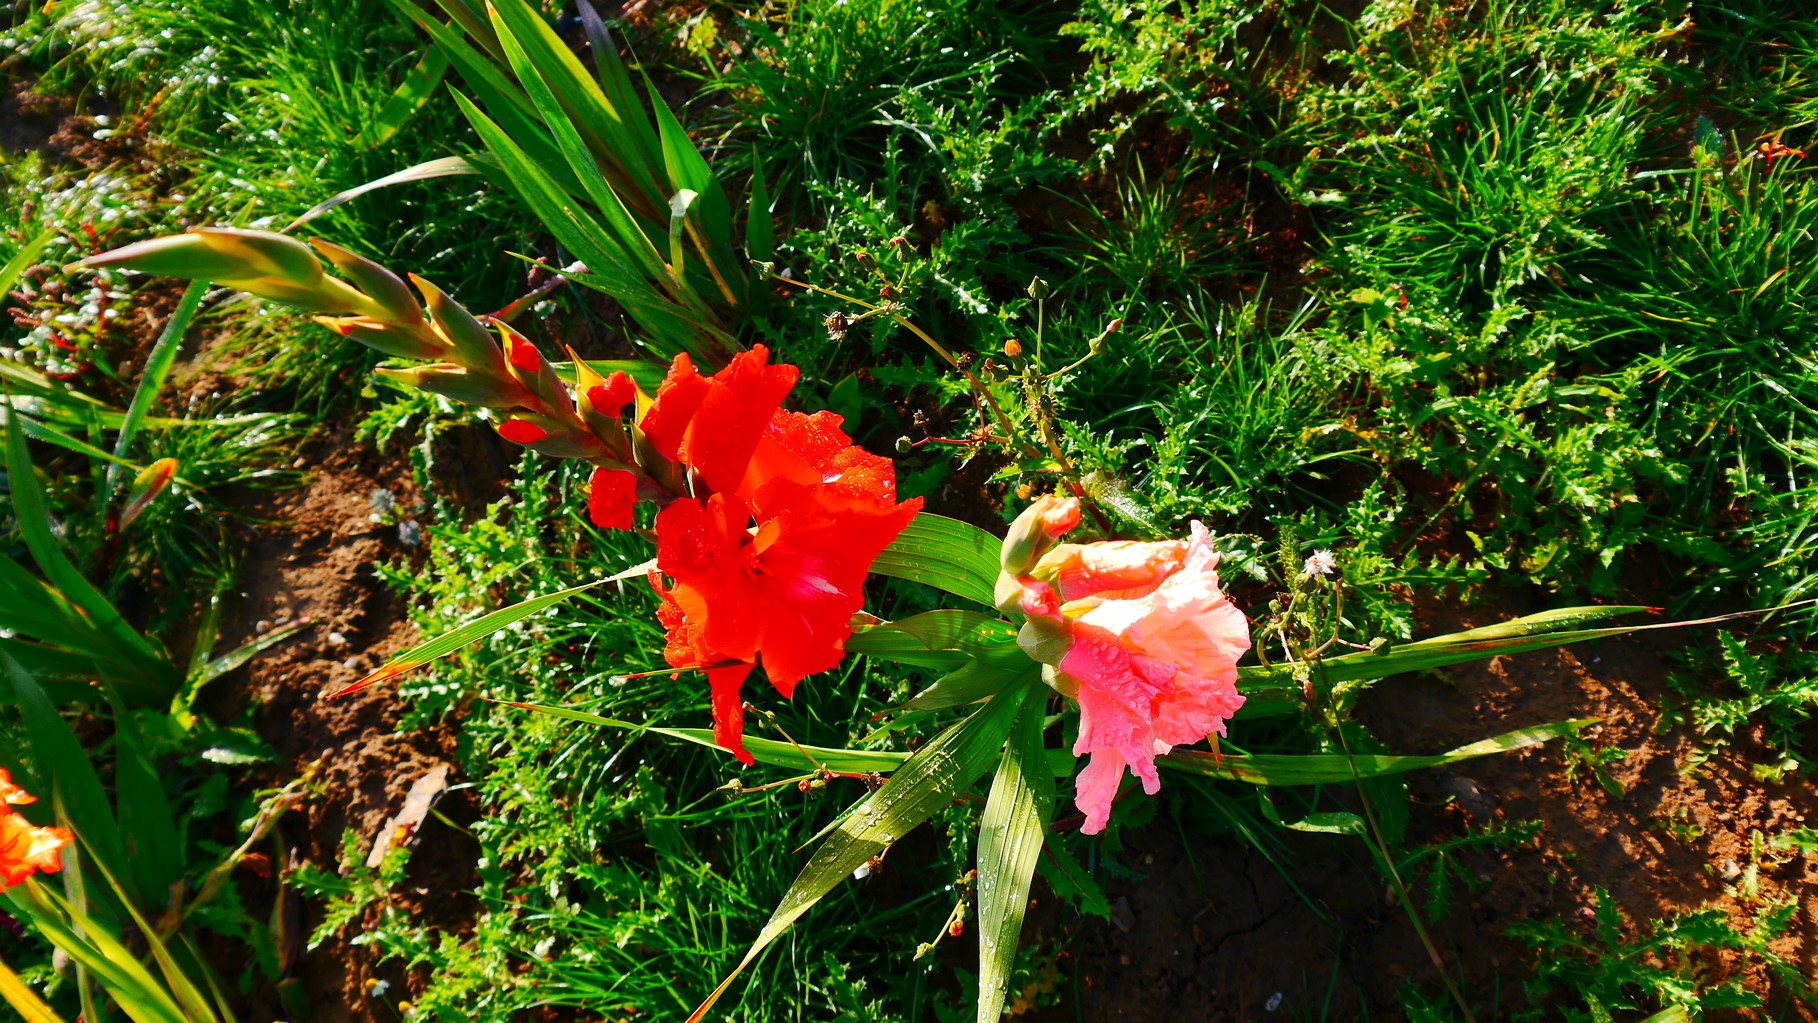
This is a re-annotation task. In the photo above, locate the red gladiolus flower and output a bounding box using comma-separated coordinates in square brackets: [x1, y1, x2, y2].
[0, 769, 34, 808]
[587, 467, 638, 530]
[0, 772, 72, 889]
[643, 349, 921, 764]
[585, 370, 636, 417]
[643, 347, 798, 494]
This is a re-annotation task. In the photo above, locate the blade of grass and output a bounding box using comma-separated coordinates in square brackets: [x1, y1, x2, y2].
[327, 579, 602, 698]
[1156, 719, 1594, 784]
[0, 229, 56, 297]
[975, 688, 1054, 1023]
[686, 679, 1030, 1022]
[362, 47, 450, 148]
[503, 699, 910, 773]
[285, 155, 479, 232]
[105, 279, 206, 500]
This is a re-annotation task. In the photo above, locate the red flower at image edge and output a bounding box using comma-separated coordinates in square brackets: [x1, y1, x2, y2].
[0, 769, 71, 889]
[642, 347, 922, 763]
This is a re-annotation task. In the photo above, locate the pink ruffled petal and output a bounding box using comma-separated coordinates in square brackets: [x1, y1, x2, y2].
[1074, 748, 1128, 835]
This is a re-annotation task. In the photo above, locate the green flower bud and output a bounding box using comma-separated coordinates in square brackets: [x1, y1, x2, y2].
[310, 239, 424, 326]
[1027, 277, 1051, 301]
[375, 363, 532, 409]
[412, 274, 506, 374]
[1017, 615, 1072, 668]
[315, 316, 446, 360]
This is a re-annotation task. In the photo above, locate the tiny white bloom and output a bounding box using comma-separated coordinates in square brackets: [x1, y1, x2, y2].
[1303, 550, 1337, 577]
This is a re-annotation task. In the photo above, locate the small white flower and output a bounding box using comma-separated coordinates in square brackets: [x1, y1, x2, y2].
[1303, 550, 1337, 577]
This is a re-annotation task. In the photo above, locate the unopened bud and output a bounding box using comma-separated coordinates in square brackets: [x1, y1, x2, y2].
[1017, 613, 1072, 667]
[1002, 337, 1023, 359]
[314, 316, 445, 360]
[413, 275, 506, 374]
[853, 249, 878, 274]
[1089, 318, 1121, 356]
[894, 436, 914, 454]
[74, 228, 376, 315]
[889, 236, 917, 262]
[496, 414, 605, 460]
[119, 457, 177, 531]
[310, 239, 422, 325]
[1027, 277, 1051, 301]
[999, 494, 1081, 575]
[374, 364, 533, 408]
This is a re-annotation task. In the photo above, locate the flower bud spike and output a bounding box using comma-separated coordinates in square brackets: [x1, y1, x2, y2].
[412, 273, 508, 374]
[74, 227, 377, 315]
[999, 494, 1081, 578]
[566, 345, 635, 461]
[314, 316, 446, 360]
[496, 321, 570, 416]
[309, 239, 424, 326]
[375, 364, 535, 409]
[496, 413, 606, 460]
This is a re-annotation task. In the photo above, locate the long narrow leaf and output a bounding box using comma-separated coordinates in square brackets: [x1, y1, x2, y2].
[975, 689, 1054, 1023]
[872, 514, 1002, 607]
[0, 229, 56, 298]
[0, 953, 63, 1023]
[488, 5, 668, 279]
[686, 680, 1031, 1022]
[487, 0, 665, 217]
[452, 91, 667, 305]
[4, 410, 176, 696]
[1156, 719, 1593, 784]
[5, 884, 187, 1023]
[363, 47, 450, 148]
[328, 580, 602, 698]
[286, 155, 479, 232]
[107, 280, 205, 497]
[1232, 603, 1807, 715]
[0, 652, 135, 905]
[504, 700, 909, 773]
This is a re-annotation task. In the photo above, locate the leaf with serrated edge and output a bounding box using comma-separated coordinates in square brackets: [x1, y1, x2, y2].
[975, 687, 1054, 1022]
[686, 680, 1030, 1022]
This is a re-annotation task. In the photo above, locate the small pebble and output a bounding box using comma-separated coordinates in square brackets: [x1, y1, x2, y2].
[254, 620, 271, 633]
[326, 631, 348, 647]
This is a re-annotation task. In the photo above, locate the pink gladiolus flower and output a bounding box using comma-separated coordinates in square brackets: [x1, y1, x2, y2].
[1010, 518, 1250, 835]
[1036, 538, 1188, 601]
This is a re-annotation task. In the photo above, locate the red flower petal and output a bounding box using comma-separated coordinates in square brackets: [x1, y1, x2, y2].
[508, 334, 544, 373]
[707, 663, 757, 766]
[586, 467, 638, 530]
[586, 370, 636, 418]
[639, 353, 708, 461]
[497, 420, 547, 445]
[684, 346, 798, 495]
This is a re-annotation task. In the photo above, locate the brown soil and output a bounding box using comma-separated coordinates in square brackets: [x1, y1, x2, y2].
[204, 426, 514, 1023]
[1041, 585, 1818, 1022]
